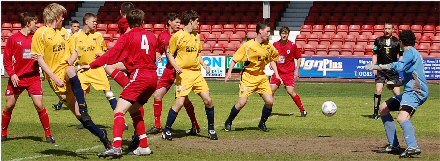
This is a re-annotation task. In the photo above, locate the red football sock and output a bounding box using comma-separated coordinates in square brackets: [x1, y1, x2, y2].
[293, 94, 305, 112]
[153, 100, 162, 128]
[139, 106, 145, 118]
[2, 110, 12, 137]
[184, 101, 199, 129]
[37, 108, 52, 137]
[130, 111, 149, 148]
[110, 69, 129, 87]
[113, 112, 125, 148]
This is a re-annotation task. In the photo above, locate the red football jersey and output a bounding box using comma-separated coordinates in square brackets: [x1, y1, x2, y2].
[273, 40, 302, 74]
[156, 29, 175, 69]
[3, 31, 39, 78]
[90, 27, 157, 73]
[118, 17, 129, 34]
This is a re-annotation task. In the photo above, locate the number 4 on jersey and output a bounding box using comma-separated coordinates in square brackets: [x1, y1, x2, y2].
[141, 35, 149, 54]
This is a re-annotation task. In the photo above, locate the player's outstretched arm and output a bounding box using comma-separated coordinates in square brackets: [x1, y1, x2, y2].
[67, 51, 78, 66]
[37, 55, 64, 87]
[365, 63, 392, 70]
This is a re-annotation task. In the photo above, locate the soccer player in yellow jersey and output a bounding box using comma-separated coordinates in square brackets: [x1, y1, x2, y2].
[224, 22, 280, 132]
[162, 10, 218, 140]
[72, 13, 117, 111]
[32, 3, 111, 149]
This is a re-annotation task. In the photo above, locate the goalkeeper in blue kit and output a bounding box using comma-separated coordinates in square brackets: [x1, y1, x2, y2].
[366, 30, 429, 158]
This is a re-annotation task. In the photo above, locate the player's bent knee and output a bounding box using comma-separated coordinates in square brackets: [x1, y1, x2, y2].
[105, 91, 115, 100]
[66, 66, 77, 77]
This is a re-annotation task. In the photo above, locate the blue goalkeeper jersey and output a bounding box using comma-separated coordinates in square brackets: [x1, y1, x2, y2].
[391, 47, 429, 101]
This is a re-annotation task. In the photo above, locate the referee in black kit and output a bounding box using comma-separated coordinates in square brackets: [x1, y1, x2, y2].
[371, 22, 402, 120]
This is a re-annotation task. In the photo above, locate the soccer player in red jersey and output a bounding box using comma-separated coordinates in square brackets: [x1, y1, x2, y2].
[118, 2, 134, 34]
[84, 9, 156, 157]
[270, 26, 307, 117]
[2, 12, 55, 143]
[147, 12, 200, 135]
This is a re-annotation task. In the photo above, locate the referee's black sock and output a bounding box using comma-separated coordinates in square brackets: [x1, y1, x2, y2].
[374, 94, 381, 115]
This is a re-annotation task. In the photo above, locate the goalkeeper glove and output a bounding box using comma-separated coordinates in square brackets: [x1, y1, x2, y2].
[365, 63, 392, 70]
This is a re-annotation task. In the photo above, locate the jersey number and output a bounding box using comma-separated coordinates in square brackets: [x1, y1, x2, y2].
[141, 35, 149, 54]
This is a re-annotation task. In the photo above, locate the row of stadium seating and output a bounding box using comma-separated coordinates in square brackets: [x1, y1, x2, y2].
[297, 44, 440, 58]
[306, 1, 439, 25]
[96, 1, 287, 27]
[1, 2, 80, 23]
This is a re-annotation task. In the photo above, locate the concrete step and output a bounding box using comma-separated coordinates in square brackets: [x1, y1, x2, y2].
[283, 12, 309, 18]
[285, 8, 310, 13]
[281, 17, 305, 22]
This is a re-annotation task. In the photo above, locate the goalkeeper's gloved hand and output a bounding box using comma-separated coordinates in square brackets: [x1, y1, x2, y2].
[365, 63, 392, 70]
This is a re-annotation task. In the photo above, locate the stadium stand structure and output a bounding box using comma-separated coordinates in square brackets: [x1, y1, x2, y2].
[1, 1, 439, 57]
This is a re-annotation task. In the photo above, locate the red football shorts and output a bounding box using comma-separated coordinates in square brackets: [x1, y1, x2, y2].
[156, 67, 176, 90]
[5, 76, 43, 96]
[270, 73, 296, 87]
[120, 69, 157, 105]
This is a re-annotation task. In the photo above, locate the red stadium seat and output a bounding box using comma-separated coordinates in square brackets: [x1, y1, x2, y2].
[365, 44, 374, 55]
[399, 25, 410, 31]
[235, 24, 247, 38]
[419, 36, 432, 46]
[357, 35, 369, 46]
[247, 24, 257, 32]
[337, 25, 348, 37]
[315, 44, 328, 56]
[340, 44, 353, 56]
[143, 24, 153, 31]
[301, 24, 312, 34]
[324, 25, 336, 36]
[332, 34, 344, 46]
[295, 34, 307, 46]
[12, 23, 21, 30]
[107, 24, 118, 32]
[328, 44, 341, 56]
[217, 34, 229, 45]
[307, 33, 320, 46]
[373, 25, 385, 35]
[223, 24, 235, 35]
[229, 33, 243, 44]
[432, 36, 440, 46]
[348, 25, 360, 37]
[97, 24, 107, 32]
[312, 25, 324, 34]
[205, 34, 217, 47]
[412, 25, 423, 39]
[1, 23, 12, 30]
[303, 44, 315, 56]
[436, 26, 440, 36]
[200, 43, 212, 56]
[361, 25, 374, 36]
[320, 34, 332, 45]
[199, 24, 211, 35]
[153, 24, 165, 34]
[112, 34, 120, 41]
[211, 25, 223, 35]
[416, 44, 429, 57]
[344, 35, 356, 46]
[429, 45, 440, 57]
[423, 25, 435, 38]
[212, 43, 224, 55]
[353, 45, 365, 57]
[103, 34, 113, 42]
[224, 43, 237, 56]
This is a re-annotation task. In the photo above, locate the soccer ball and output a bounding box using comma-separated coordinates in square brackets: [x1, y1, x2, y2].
[322, 101, 337, 117]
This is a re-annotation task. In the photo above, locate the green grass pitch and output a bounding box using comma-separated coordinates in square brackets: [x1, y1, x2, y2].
[1, 78, 439, 160]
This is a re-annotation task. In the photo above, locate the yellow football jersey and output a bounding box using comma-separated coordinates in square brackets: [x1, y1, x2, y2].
[169, 30, 202, 70]
[32, 26, 72, 77]
[71, 31, 107, 65]
[233, 39, 280, 75]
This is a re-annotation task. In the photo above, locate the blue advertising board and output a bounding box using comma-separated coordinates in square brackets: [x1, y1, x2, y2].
[299, 56, 440, 80]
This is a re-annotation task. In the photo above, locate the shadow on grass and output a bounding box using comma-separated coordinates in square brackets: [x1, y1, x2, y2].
[371, 146, 406, 156]
[361, 114, 378, 119]
[66, 124, 110, 129]
[39, 149, 89, 159]
[233, 127, 261, 132]
[271, 113, 295, 117]
[6, 136, 43, 142]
